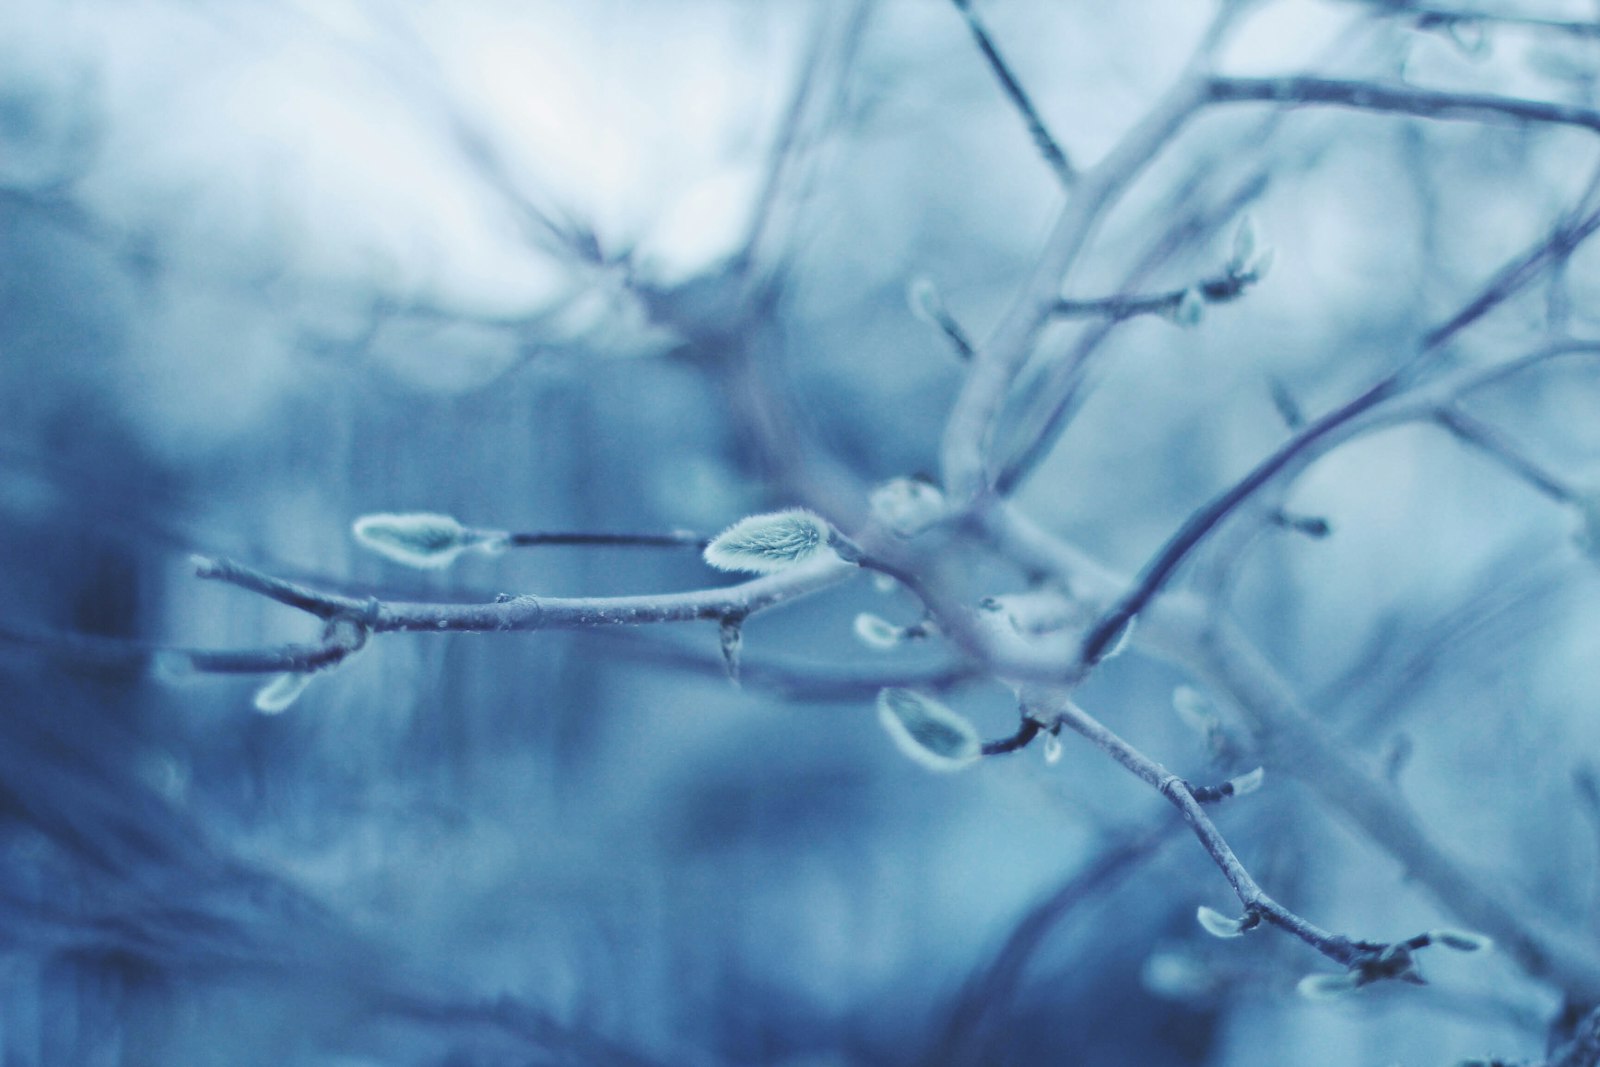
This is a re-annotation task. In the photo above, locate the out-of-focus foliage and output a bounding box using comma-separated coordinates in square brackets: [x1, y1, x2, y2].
[2, 0, 1600, 1064]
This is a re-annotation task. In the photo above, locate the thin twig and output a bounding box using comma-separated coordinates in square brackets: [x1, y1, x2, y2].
[1208, 76, 1600, 136]
[982, 504, 1600, 1000]
[1350, 0, 1600, 39]
[996, 168, 1271, 495]
[939, 74, 1210, 503]
[505, 530, 707, 549]
[1433, 406, 1577, 504]
[948, 0, 1076, 187]
[196, 554, 854, 632]
[1076, 373, 1401, 668]
[1021, 688, 1365, 966]
[1050, 264, 1261, 322]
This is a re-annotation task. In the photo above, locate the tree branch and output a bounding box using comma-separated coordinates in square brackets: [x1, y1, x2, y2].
[1021, 688, 1367, 968]
[1208, 76, 1600, 137]
[1433, 406, 1577, 504]
[981, 503, 1600, 1001]
[948, 0, 1076, 188]
[192, 554, 857, 659]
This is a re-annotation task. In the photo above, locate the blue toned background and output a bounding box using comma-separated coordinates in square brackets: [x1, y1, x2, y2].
[2, 1, 1598, 1063]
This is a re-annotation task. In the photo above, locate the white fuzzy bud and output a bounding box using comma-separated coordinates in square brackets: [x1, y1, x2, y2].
[1228, 767, 1265, 798]
[353, 512, 502, 569]
[703, 509, 837, 574]
[1042, 732, 1063, 765]
[869, 477, 947, 538]
[854, 613, 904, 650]
[253, 671, 314, 714]
[877, 687, 981, 772]
[1196, 905, 1248, 939]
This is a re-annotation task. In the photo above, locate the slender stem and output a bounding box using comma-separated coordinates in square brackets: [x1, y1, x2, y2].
[194, 555, 856, 639]
[980, 716, 1042, 756]
[1208, 76, 1600, 136]
[1192, 614, 1600, 999]
[939, 75, 1208, 503]
[948, 0, 1076, 188]
[1022, 688, 1362, 965]
[504, 530, 706, 549]
[982, 504, 1600, 1000]
[1433, 406, 1576, 504]
[1050, 266, 1258, 322]
[997, 169, 1271, 495]
[1350, 0, 1600, 39]
[1077, 373, 1401, 668]
[0, 621, 359, 676]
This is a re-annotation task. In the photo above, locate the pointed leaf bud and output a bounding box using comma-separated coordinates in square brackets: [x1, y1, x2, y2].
[854, 612, 904, 650]
[1228, 214, 1274, 281]
[1196, 905, 1249, 939]
[1228, 767, 1265, 798]
[353, 512, 502, 569]
[1167, 288, 1204, 327]
[253, 671, 314, 714]
[1429, 929, 1493, 953]
[876, 688, 981, 772]
[703, 509, 838, 574]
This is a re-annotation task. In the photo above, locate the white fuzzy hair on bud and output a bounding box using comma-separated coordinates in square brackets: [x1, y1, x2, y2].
[1196, 905, 1248, 939]
[869, 477, 946, 538]
[876, 687, 981, 772]
[1228, 767, 1265, 798]
[854, 613, 904, 650]
[703, 509, 837, 574]
[353, 512, 502, 569]
[253, 671, 314, 714]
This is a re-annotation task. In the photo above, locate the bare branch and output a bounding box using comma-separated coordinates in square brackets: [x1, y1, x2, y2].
[194, 553, 857, 645]
[1049, 261, 1264, 323]
[981, 504, 1600, 1001]
[948, 0, 1076, 188]
[1432, 406, 1577, 504]
[1208, 76, 1600, 136]
[1350, 0, 1600, 40]
[1021, 688, 1368, 968]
